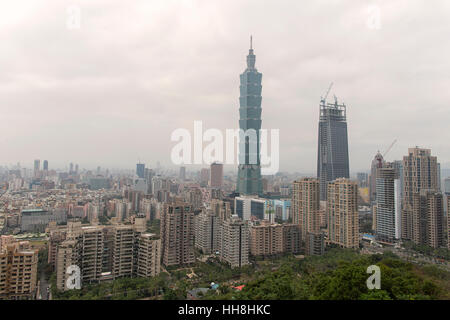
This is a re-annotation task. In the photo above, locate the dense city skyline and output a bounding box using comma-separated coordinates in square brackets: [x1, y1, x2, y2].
[1, 2, 449, 304]
[1, 1, 450, 172]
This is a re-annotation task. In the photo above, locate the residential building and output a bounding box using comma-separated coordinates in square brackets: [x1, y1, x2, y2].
[0, 241, 38, 300]
[292, 178, 320, 240]
[402, 147, 439, 241]
[249, 220, 283, 257]
[219, 215, 249, 268]
[160, 203, 195, 266]
[327, 178, 359, 248]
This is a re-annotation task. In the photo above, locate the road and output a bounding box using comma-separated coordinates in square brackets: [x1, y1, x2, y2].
[361, 242, 450, 271]
[38, 268, 50, 300]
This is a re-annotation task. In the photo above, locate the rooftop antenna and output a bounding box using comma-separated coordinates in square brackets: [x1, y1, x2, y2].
[250, 35, 253, 50]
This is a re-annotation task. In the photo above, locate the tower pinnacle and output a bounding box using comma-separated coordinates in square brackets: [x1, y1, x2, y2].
[247, 36, 255, 69]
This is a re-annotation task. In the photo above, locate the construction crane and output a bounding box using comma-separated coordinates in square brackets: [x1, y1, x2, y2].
[382, 139, 397, 158]
[320, 82, 333, 104]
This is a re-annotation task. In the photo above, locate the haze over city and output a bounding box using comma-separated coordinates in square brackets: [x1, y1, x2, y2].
[1, 0, 450, 173]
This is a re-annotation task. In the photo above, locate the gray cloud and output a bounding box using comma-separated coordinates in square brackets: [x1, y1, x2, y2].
[0, 0, 449, 173]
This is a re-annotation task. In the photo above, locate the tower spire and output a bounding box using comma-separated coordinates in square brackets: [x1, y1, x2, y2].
[247, 36, 255, 69]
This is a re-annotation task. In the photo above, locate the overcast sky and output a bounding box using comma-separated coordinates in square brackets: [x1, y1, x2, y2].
[1, 0, 449, 174]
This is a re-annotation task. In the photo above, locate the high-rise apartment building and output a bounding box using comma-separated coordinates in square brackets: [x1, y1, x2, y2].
[249, 220, 283, 257]
[210, 162, 223, 188]
[411, 190, 444, 248]
[317, 95, 349, 200]
[375, 164, 400, 243]
[218, 215, 250, 268]
[282, 224, 302, 254]
[160, 203, 195, 266]
[327, 178, 359, 249]
[447, 196, 450, 250]
[195, 209, 220, 254]
[291, 178, 320, 240]
[55, 220, 160, 291]
[236, 37, 263, 196]
[136, 233, 161, 278]
[210, 199, 231, 221]
[305, 232, 325, 256]
[0, 240, 38, 300]
[401, 147, 439, 240]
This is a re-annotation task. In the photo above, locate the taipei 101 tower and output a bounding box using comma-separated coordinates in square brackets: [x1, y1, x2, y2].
[236, 36, 263, 196]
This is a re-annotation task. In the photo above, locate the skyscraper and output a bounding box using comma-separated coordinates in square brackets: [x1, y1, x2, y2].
[317, 95, 349, 200]
[210, 162, 223, 188]
[136, 163, 145, 179]
[236, 37, 263, 196]
[33, 159, 40, 177]
[43, 160, 48, 171]
[327, 178, 359, 249]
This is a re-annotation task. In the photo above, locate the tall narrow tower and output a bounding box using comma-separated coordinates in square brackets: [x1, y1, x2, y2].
[236, 36, 263, 196]
[317, 96, 350, 200]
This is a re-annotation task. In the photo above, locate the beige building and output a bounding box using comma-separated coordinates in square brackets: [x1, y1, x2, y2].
[195, 209, 220, 254]
[448, 196, 450, 250]
[0, 240, 38, 300]
[160, 202, 195, 266]
[136, 233, 161, 278]
[210, 162, 223, 188]
[250, 220, 283, 257]
[292, 178, 320, 240]
[210, 199, 231, 221]
[219, 215, 249, 268]
[327, 178, 359, 249]
[411, 190, 444, 248]
[402, 147, 439, 240]
[305, 232, 325, 256]
[55, 220, 161, 291]
[282, 224, 302, 254]
[47, 229, 66, 271]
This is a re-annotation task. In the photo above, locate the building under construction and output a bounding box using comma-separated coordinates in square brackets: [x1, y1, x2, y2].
[317, 86, 350, 200]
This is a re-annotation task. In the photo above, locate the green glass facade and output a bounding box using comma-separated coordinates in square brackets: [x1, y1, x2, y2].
[236, 40, 263, 196]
